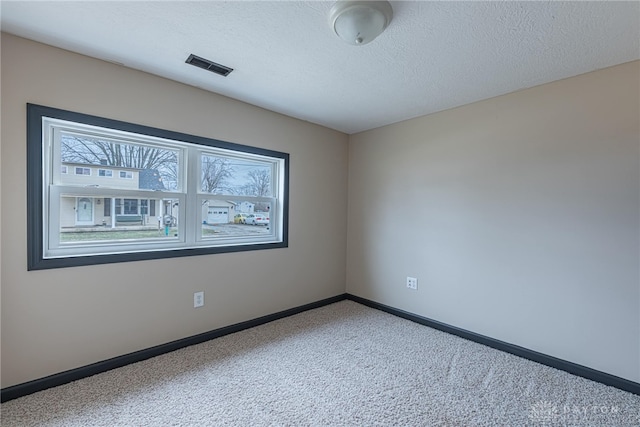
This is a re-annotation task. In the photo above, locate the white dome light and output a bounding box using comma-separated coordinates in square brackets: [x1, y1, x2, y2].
[329, 1, 393, 46]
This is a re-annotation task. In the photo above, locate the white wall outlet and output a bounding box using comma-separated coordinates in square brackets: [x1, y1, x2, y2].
[406, 277, 418, 290]
[194, 291, 204, 308]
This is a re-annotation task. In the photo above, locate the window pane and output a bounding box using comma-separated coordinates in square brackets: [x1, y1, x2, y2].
[201, 154, 272, 196]
[58, 194, 180, 244]
[59, 132, 179, 190]
[201, 199, 272, 239]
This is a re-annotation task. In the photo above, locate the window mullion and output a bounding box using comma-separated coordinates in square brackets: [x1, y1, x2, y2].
[184, 147, 199, 244]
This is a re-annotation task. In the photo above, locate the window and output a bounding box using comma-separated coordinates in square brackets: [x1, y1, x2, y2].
[140, 199, 148, 216]
[123, 198, 138, 215]
[27, 104, 289, 270]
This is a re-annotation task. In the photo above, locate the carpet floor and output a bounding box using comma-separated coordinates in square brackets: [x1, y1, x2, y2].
[1, 300, 639, 426]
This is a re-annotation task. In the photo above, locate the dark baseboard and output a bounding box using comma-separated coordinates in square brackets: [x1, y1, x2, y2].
[0, 293, 348, 403]
[4, 292, 638, 402]
[346, 293, 640, 396]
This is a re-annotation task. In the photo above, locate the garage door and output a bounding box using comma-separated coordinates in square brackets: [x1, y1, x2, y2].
[207, 207, 229, 224]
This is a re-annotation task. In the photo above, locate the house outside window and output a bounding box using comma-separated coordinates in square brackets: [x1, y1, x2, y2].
[27, 104, 289, 270]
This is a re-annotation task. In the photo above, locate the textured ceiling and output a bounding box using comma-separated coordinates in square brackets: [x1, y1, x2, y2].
[2, 1, 639, 134]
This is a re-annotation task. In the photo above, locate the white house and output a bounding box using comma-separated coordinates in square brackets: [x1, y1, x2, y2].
[60, 162, 166, 228]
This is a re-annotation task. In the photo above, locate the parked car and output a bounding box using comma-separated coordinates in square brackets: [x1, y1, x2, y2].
[234, 213, 248, 224]
[245, 213, 269, 226]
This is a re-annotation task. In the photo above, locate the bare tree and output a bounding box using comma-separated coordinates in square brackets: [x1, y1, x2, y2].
[201, 156, 234, 194]
[61, 135, 176, 170]
[61, 135, 178, 188]
[240, 169, 271, 197]
[239, 168, 271, 212]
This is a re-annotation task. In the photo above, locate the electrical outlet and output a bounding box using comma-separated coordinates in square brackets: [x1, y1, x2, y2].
[406, 277, 418, 290]
[194, 291, 204, 308]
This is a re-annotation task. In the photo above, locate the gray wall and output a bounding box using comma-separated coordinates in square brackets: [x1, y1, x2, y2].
[1, 34, 348, 388]
[347, 61, 640, 382]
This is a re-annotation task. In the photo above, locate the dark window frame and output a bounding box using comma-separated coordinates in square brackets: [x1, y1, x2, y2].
[27, 104, 289, 270]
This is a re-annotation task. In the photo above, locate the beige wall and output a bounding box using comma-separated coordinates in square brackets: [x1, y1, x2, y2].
[347, 61, 640, 382]
[2, 31, 638, 389]
[0, 34, 348, 387]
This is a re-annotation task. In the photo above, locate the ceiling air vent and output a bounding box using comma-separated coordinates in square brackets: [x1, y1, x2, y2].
[185, 54, 233, 77]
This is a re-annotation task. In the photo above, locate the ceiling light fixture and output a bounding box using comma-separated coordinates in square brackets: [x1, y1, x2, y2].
[329, 1, 393, 46]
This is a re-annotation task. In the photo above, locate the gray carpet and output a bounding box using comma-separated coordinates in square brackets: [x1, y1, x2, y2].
[1, 301, 639, 426]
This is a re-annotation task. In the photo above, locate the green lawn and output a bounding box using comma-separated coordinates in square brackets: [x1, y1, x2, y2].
[60, 225, 257, 242]
[60, 229, 180, 241]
